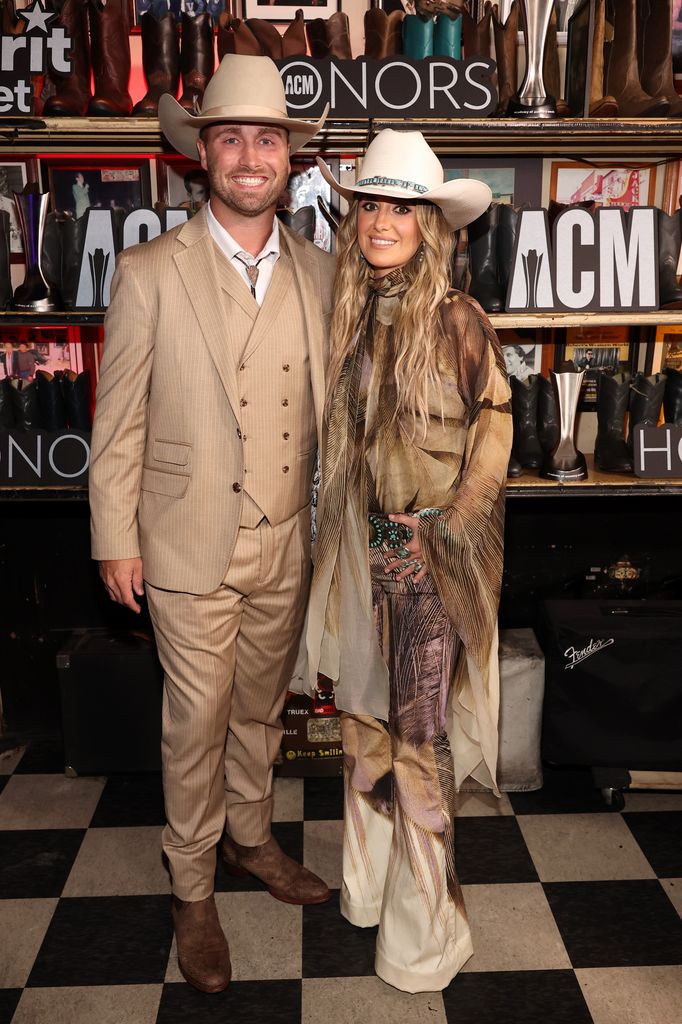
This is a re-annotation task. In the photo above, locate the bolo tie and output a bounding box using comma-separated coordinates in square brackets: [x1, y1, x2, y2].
[234, 253, 268, 300]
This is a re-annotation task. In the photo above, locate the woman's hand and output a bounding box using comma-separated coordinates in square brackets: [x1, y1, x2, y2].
[384, 513, 429, 583]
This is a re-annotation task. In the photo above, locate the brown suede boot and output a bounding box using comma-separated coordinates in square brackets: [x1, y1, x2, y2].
[222, 835, 331, 905]
[491, 0, 518, 115]
[461, 3, 491, 59]
[171, 894, 231, 994]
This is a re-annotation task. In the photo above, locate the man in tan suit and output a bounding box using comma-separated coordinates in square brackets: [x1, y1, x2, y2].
[89, 55, 335, 993]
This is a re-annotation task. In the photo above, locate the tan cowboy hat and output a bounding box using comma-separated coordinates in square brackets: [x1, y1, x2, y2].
[317, 129, 492, 231]
[159, 54, 328, 160]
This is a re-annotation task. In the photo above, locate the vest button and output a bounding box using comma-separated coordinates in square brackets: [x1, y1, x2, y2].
[240, 398, 247, 407]
[283, 432, 290, 440]
[282, 398, 289, 407]
[282, 364, 290, 372]
[232, 482, 242, 492]
[282, 466, 289, 473]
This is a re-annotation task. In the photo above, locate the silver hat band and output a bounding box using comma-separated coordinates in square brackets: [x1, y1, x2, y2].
[355, 176, 429, 195]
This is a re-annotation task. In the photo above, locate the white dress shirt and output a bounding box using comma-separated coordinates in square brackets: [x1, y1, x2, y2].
[206, 202, 280, 306]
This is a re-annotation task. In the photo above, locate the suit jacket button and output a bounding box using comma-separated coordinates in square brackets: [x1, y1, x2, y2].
[282, 466, 289, 473]
[240, 398, 247, 407]
[283, 432, 290, 440]
[233, 482, 242, 492]
[283, 364, 290, 372]
[282, 398, 288, 407]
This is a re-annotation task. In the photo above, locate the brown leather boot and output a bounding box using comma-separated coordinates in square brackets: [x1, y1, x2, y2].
[217, 15, 261, 59]
[222, 835, 331, 905]
[179, 12, 215, 112]
[306, 11, 353, 59]
[88, 0, 133, 116]
[364, 8, 405, 58]
[491, 0, 518, 115]
[245, 18, 285, 58]
[171, 894, 231, 994]
[606, 0, 669, 116]
[461, 3, 491, 59]
[44, 0, 91, 116]
[282, 9, 307, 57]
[133, 12, 180, 116]
[543, 5, 570, 116]
[638, 0, 682, 116]
[589, 0, 619, 116]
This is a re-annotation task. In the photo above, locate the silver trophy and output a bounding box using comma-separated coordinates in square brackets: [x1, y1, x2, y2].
[12, 184, 62, 312]
[508, 0, 557, 118]
[540, 366, 588, 480]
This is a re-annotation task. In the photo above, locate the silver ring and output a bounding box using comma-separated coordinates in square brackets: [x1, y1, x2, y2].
[394, 546, 410, 559]
[413, 561, 423, 572]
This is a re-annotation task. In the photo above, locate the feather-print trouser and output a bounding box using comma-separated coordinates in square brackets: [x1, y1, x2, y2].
[339, 549, 473, 992]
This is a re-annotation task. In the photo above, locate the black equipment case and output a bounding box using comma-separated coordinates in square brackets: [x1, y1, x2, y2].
[57, 629, 164, 776]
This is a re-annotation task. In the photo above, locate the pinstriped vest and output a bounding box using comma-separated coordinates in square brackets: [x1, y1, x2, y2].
[213, 237, 317, 525]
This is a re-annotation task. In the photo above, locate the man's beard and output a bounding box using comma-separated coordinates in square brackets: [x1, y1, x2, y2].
[207, 165, 289, 218]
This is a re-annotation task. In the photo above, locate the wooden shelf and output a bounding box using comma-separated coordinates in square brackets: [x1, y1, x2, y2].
[1, 116, 681, 157]
[0, 311, 104, 325]
[490, 311, 682, 329]
[506, 453, 681, 497]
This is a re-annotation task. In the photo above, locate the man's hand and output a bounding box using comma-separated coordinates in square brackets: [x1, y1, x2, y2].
[99, 558, 145, 613]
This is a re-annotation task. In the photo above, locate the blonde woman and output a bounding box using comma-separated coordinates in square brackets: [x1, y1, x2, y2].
[298, 130, 513, 992]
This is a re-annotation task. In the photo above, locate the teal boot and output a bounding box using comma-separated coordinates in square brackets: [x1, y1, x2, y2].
[433, 13, 462, 59]
[402, 15, 434, 59]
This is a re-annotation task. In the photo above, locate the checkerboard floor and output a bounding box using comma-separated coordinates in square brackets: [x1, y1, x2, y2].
[1, 738, 681, 1024]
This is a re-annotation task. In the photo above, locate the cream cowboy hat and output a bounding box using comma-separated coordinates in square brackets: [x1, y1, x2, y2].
[159, 54, 328, 161]
[317, 129, 492, 231]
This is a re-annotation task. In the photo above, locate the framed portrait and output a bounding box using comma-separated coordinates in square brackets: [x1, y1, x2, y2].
[662, 159, 682, 214]
[498, 329, 543, 382]
[156, 158, 210, 215]
[0, 157, 39, 261]
[649, 324, 682, 374]
[559, 326, 635, 409]
[279, 157, 339, 253]
[546, 160, 657, 210]
[442, 157, 543, 209]
[40, 158, 152, 221]
[242, 0, 339, 21]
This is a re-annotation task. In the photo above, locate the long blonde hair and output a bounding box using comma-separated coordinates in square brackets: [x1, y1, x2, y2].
[326, 199, 454, 436]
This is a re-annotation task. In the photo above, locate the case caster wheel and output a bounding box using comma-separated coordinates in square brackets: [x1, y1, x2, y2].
[601, 787, 625, 811]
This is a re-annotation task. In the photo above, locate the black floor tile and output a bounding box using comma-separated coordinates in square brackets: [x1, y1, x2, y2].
[13, 736, 66, 775]
[622, 811, 682, 877]
[157, 980, 301, 1024]
[303, 776, 344, 821]
[509, 766, 608, 815]
[455, 817, 538, 884]
[89, 773, 166, 828]
[215, 821, 304, 893]
[0, 989, 22, 1024]
[302, 890, 377, 978]
[544, 879, 682, 968]
[442, 970, 593, 1024]
[0, 777, 8, 798]
[27, 895, 173, 987]
[0, 829, 84, 899]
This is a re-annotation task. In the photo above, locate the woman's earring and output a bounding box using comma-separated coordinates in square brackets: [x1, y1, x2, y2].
[416, 241, 425, 263]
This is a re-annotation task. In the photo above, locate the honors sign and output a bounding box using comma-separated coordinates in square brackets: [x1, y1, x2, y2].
[633, 425, 682, 478]
[276, 57, 497, 119]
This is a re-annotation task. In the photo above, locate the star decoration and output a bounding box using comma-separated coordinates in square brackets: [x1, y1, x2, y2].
[18, 0, 57, 34]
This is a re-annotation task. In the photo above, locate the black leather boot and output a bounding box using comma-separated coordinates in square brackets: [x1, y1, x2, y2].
[663, 367, 682, 425]
[88, 0, 133, 115]
[537, 374, 560, 453]
[60, 216, 88, 309]
[657, 209, 682, 308]
[510, 374, 543, 469]
[507, 451, 524, 477]
[594, 371, 633, 472]
[497, 204, 518, 307]
[468, 204, 504, 313]
[62, 370, 92, 430]
[277, 206, 315, 241]
[0, 379, 14, 428]
[0, 210, 11, 310]
[179, 13, 215, 111]
[133, 12, 180, 116]
[627, 372, 666, 450]
[35, 370, 68, 431]
[10, 379, 42, 430]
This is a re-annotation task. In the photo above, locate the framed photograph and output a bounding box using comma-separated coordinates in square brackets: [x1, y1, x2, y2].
[0, 157, 39, 260]
[40, 158, 152, 221]
[442, 157, 543, 209]
[0, 327, 84, 382]
[649, 324, 682, 374]
[156, 158, 210, 214]
[559, 326, 635, 409]
[242, 0, 339, 20]
[279, 158, 339, 253]
[662, 159, 682, 214]
[498, 330, 543, 382]
[546, 160, 657, 209]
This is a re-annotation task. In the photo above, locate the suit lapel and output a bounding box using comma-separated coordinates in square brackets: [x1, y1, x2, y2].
[282, 226, 326, 445]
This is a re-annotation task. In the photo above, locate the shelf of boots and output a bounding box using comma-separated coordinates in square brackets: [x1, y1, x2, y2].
[506, 454, 681, 498]
[1, 116, 682, 157]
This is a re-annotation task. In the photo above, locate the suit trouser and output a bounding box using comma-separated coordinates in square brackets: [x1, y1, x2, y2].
[340, 548, 472, 992]
[145, 506, 311, 902]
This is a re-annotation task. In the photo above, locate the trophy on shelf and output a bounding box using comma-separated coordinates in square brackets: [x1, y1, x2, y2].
[508, 0, 557, 118]
[540, 364, 588, 481]
[11, 184, 62, 313]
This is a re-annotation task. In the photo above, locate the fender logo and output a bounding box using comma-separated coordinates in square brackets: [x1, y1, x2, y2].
[564, 637, 615, 669]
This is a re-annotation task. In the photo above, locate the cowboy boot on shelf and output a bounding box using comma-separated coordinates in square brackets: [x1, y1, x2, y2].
[510, 374, 544, 469]
[307, 11, 353, 59]
[433, 13, 462, 58]
[507, 451, 524, 477]
[638, 0, 682, 117]
[627, 372, 666, 450]
[217, 16, 261, 59]
[10, 380, 42, 431]
[0, 211, 11, 311]
[606, 0, 669, 117]
[492, 1, 518, 115]
[88, 0, 132, 115]
[663, 368, 682, 424]
[62, 370, 92, 431]
[178, 12, 215, 112]
[364, 8, 404, 58]
[594, 371, 633, 473]
[43, 0, 91, 116]
[133, 12, 180, 116]
[244, 10, 307, 59]
[657, 209, 682, 309]
[587, 0, 619, 116]
[497, 203, 518, 308]
[402, 14, 435, 59]
[277, 206, 316, 241]
[468, 204, 505, 313]
[461, 2, 491, 59]
[60, 216, 88, 309]
[0, 379, 14, 428]
[540, 366, 588, 481]
[537, 373, 560, 454]
[543, 4, 570, 116]
[35, 370, 68, 431]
